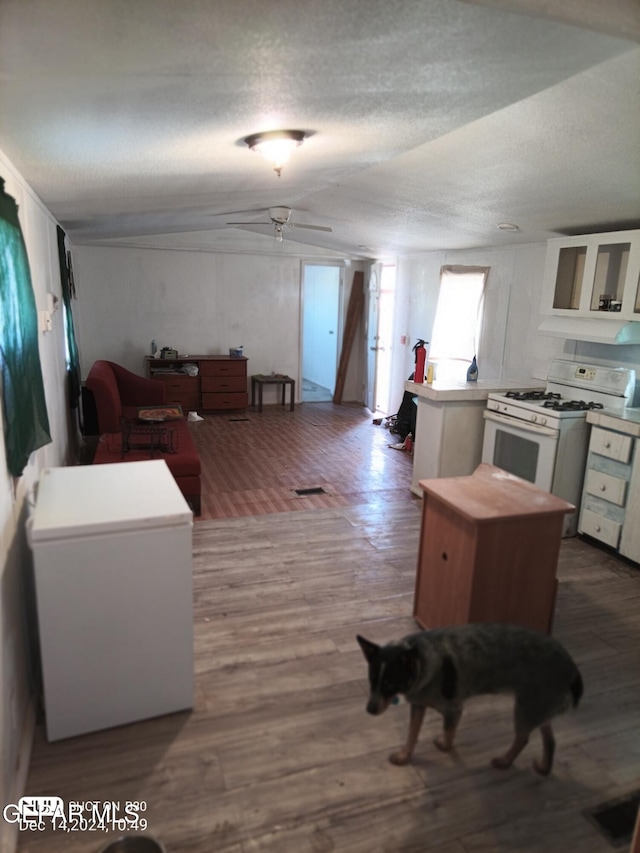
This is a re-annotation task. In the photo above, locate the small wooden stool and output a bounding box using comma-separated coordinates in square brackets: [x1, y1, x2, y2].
[251, 374, 295, 412]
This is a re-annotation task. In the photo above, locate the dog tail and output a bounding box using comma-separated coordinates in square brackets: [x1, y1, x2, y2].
[570, 670, 584, 708]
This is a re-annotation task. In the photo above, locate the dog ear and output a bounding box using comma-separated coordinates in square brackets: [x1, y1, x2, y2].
[356, 635, 379, 662]
[441, 655, 458, 701]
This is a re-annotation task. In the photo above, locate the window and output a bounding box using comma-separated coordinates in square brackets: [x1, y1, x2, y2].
[429, 265, 489, 379]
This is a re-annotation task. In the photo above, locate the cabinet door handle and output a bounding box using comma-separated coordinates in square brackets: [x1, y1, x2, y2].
[600, 485, 606, 491]
[595, 525, 601, 532]
[604, 441, 611, 448]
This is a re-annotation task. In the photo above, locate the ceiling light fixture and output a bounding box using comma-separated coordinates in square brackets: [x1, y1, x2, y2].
[497, 222, 520, 232]
[244, 130, 306, 177]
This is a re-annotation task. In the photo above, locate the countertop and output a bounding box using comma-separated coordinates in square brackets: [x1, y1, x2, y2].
[405, 378, 543, 402]
[419, 463, 575, 520]
[586, 407, 640, 438]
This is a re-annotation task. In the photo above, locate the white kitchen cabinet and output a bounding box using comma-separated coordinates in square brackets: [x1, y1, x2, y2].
[541, 229, 640, 321]
[579, 413, 640, 563]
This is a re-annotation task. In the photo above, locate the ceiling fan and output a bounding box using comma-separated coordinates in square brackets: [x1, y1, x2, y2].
[226, 206, 332, 242]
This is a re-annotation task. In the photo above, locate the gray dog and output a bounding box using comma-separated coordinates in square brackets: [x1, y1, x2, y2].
[357, 623, 583, 774]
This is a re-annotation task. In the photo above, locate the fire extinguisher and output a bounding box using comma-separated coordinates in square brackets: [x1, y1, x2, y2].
[413, 339, 428, 384]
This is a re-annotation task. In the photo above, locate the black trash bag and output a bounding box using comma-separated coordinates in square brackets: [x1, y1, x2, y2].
[388, 373, 417, 440]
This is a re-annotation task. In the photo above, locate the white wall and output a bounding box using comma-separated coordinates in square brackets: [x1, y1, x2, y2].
[73, 246, 365, 405]
[388, 241, 640, 412]
[0, 148, 73, 853]
[392, 245, 563, 397]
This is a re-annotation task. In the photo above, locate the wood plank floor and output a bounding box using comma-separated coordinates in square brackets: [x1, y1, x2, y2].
[18, 403, 640, 852]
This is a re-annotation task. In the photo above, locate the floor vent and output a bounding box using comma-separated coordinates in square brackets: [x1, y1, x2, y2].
[228, 417, 250, 422]
[584, 790, 640, 847]
[294, 487, 326, 496]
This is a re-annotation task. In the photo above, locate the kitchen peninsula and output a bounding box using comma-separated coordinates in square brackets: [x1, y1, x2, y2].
[405, 377, 542, 497]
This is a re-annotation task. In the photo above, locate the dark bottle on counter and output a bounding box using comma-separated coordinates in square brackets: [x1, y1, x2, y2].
[466, 355, 478, 382]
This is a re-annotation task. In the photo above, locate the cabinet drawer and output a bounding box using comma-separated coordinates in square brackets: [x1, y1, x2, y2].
[202, 392, 248, 410]
[162, 378, 197, 392]
[580, 508, 622, 548]
[167, 393, 200, 410]
[585, 469, 627, 506]
[590, 427, 632, 462]
[156, 376, 199, 409]
[201, 376, 246, 394]
[200, 360, 246, 378]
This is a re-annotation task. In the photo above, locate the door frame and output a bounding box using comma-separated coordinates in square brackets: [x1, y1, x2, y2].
[299, 260, 346, 399]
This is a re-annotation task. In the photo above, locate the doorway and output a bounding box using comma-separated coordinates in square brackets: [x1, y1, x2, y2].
[301, 263, 342, 402]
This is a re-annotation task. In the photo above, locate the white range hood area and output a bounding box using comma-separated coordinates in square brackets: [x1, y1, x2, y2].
[538, 317, 640, 345]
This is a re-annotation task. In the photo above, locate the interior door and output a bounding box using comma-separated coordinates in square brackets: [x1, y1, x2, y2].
[365, 263, 382, 412]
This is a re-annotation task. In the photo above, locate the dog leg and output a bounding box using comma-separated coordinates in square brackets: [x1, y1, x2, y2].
[390, 703, 426, 765]
[533, 723, 555, 775]
[434, 707, 462, 752]
[491, 727, 530, 770]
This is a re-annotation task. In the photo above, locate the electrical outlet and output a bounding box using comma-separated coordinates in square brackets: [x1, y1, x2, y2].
[400, 334, 407, 345]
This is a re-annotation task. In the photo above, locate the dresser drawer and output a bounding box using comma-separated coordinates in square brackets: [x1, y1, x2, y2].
[201, 376, 247, 394]
[200, 359, 247, 378]
[156, 375, 200, 409]
[202, 392, 248, 410]
[590, 427, 632, 463]
[580, 508, 622, 548]
[584, 469, 627, 506]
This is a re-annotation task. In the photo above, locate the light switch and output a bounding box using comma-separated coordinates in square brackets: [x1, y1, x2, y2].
[39, 310, 52, 332]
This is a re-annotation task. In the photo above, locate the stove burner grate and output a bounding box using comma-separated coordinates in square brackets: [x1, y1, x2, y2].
[542, 400, 605, 412]
[505, 390, 561, 402]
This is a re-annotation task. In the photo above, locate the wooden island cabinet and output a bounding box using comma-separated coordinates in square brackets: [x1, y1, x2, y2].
[146, 355, 248, 412]
[414, 464, 575, 634]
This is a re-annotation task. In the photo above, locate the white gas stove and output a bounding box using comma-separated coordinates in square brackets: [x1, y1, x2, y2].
[482, 360, 636, 536]
[487, 360, 636, 424]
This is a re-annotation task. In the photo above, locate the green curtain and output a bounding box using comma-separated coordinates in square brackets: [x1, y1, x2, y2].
[56, 226, 82, 409]
[0, 178, 51, 476]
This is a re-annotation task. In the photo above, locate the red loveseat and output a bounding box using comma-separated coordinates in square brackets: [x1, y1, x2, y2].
[86, 360, 201, 514]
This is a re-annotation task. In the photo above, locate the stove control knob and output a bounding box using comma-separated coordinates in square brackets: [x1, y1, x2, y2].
[540, 416, 547, 425]
[531, 414, 537, 423]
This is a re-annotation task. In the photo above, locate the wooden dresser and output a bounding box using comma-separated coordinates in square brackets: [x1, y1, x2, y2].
[145, 355, 248, 412]
[413, 463, 575, 634]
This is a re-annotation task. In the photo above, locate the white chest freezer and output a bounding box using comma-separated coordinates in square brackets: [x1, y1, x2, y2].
[28, 460, 194, 741]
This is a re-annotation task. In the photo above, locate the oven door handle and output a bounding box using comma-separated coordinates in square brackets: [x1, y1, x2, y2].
[483, 409, 559, 438]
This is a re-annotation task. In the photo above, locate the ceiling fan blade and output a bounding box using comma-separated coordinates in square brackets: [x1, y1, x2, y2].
[226, 220, 271, 226]
[288, 223, 333, 232]
[211, 207, 268, 217]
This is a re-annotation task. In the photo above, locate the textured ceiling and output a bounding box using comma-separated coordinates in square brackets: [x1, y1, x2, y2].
[1, 0, 639, 258]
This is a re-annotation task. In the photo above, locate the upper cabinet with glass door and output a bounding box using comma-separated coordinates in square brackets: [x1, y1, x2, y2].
[541, 229, 640, 320]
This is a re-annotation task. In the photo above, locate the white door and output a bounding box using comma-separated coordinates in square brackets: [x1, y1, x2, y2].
[376, 264, 396, 415]
[365, 262, 396, 414]
[365, 263, 382, 412]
